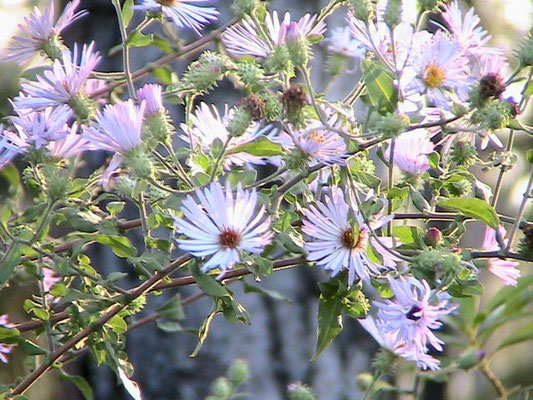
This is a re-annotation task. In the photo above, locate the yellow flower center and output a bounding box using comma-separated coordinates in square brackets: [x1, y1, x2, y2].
[308, 131, 326, 145]
[341, 228, 367, 250]
[423, 63, 446, 89]
[157, 0, 178, 6]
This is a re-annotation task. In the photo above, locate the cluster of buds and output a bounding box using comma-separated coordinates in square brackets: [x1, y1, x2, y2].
[181, 52, 232, 93]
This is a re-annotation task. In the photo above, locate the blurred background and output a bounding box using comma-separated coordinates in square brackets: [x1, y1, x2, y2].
[0, 0, 532, 399]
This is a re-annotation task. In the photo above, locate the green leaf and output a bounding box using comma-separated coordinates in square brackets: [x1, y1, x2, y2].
[497, 321, 533, 350]
[152, 67, 173, 85]
[243, 282, 292, 303]
[190, 307, 217, 357]
[227, 169, 257, 187]
[191, 264, 230, 298]
[108, 315, 128, 334]
[437, 197, 499, 229]
[391, 226, 423, 245]
[126, 30, 153, 47]
[0, 246, 21, 284]
[106, 201, 125, 216]
[227, 137, 284, 157]
[18, 338, 47, 355]
[312, 292, 344, 361]
[352, 170, 381, 190]
[246, 255, 273, 278]
[94, 234, 137, 258]
[156, 294, 185, 321]
[156, 320, 184, 332]
[122, 0, 134, 26]
[59, 370, 94, 400]
[361, 59, 398, 114]
[0, 327, 19, 344]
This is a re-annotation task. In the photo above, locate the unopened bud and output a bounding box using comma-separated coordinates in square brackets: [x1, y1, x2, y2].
[231, 0, 257, 15]
[69, 93, 97, 122]
[425, 227, 442, 247]
[450, 140, 478, 167]
[447, 179, 472, 197]
[115, 175, 137, 198]
[471, 100, 512, 131]
[384, 0, 402, 29]
[41, 35, 66, 61]
[284, 22, 309, 67]
[377, 113, 410, 138]
[265, 45, 291, 72]
[228, 108, 253, 137]
[210, 377, 232, 399]
[519, 35, 533, 66]
[124, 148, 153, 179]
[182, 51, 230, 93]
[350, 0, 374, 21]
[236, 61, 264, 91]
[372, 348, 398, 376]
[43, 164, 72, 202]
[417, 0, 443, 12]
[228, 359, 249, 386]
[287, 382, 316, 400]
[259, 92, 283, 121]
[458, 349, 485, 370]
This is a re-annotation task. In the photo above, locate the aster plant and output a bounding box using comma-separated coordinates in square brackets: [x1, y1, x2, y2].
[0, 0, 533, 399]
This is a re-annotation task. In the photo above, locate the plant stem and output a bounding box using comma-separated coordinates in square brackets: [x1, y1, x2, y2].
[112, 0, 136, 99]
[480, 360, 507, 400]
[505, 167, 533, 253]
[209, 136, 231, 183]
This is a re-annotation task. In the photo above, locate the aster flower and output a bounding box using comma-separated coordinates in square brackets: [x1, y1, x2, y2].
[137, 84, 164, 117]
[374, 276, 454, 354]
[302, 187, 395, 285]
[0, 125, 29, 169]
[135, 0, 219, 35]
[84, 100, 146, 187]
[0, 315, 15, 364]
[47, 126, 92, 160]
[482, 226, 520, 286]
[282, 120, 347, 166]
[359, 316, 440, 370]
[406, 32, 470, 108]
[441, 1, 492, 57]
[10, 105, 71, 149]
[14, 42, 101, 116]
[325, 27, 364, 58]
[174, 182, 273, 272]
[386, 129, 435, 176]
[181, 102, 280, 169]
[1, 0, 87, 65]
[223, 11, 326, 59]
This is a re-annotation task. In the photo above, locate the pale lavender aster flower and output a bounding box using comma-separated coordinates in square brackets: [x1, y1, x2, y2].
[482, 226, 520, 286]
[406, 32, 470, 108]
[10, 105, 71, 149]
[42, 267, 61, 292]
[0, 125, 29, 169]
[302, 187, 394, 285]
[386, 129, 435, 175]
[441, 1, 492, 57]
[374, 276, 454, 354]
[1, 0, 87, 65]
[325, 27, 365, 58]
[359, 316, 441, 370]
[47, 126, 92, 160]
[136, 84, 164, 117]
[174, 182, 273, 272]
[135, 0, 219, 35]
[181, 102, 280, 169]
[0, 315, 15, 364]
[14, 43, 101, 114]
[223, 11, 326, 59]
[84, 100, 146, 187]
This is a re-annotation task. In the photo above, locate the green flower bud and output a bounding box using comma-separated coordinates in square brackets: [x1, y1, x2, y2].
[349, 154, 376, 174]
[384, 0, 402, 29]
[446, 179, 472, 197]
[124, 148, 153, 179]
[228, 108, 253, 137]
[326, 53, 348, 77]
[413, 249, 463, 286]
[210, 377, 232, 399]
[228, 359, 249, 386]
[265, 45, 291, 73]
[417, 0, 443, 12]
[287, 382, 316, 400]
[372, 348, 398, 376]
[284, 148, 309, 171]
[69, 93, 97, 122]
[144, 111, 174, 145]
[458, 349, 485, 370]
[350, 0, 374, 21]
[527, 149, 533, 164]
[424, 227, 442, 247]
[356, 373, 375, 391]
[282, 84, 308, 125]
[259, 92, 283, 121]
[236, 61, 265, 91]
[182, 51, 231, 93]
[146, 184, 168, 202]
[450, 139, 478, 167]
[43, 164, 72, 202]
[231, 0, 257, 15]
[41, 35, 66, 61]
[285, 23, 310, 68]
[519, 34, 533, 66]
[377, 112, 410, 138]
[519, 225, 533, 257]
[471, 100, 512, 131]
[115, 175, 137, 198]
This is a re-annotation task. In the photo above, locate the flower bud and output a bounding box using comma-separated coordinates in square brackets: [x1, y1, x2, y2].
[471, 100, 512, 131]
[236, 61, 265, 91]
[458, 349, 485, 370]
[350, 0, 374, 21]
[413, 249, 463, 286]
[377, 113, 410, 138]
[228, 107, 253, 137]
[265, 45, 291, 73]
[231, 0, 257, 15]
[144, 112, 174, 144]
[384, 0, 402, 29]
[356, 373, 375, 391]
[210, 377, 232, 399]
[115, 175, 137, 198]
[446, 179, 472, 197]
[124, 148, 153, 179]
[43, 164, 72, 202]
[282, 84, 308, 123]
[417, 0, 443, 12]
[259, 92, 283, 121]
[424, 227, 442, 247]
[182, 51, 231, 93]
[228, 359, 249, 386]
[285, 148, 309, 171]
[69, 93, 97, 122]
[41, 35, 66, 61]
[287, 382, 316, 400]
[519, 225, 533, 257]
[372, 348, 398, 376]
[450, 140, 478, 167]
[284, 22, 309, 68]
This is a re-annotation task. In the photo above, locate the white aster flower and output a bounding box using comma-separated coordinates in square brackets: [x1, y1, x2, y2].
[374, 276, 454, 355]
[302, 187, 394, 285]
[47, 125, 92, 160]
[325, 27, 364, 58]
[406, 32, 470, 108]
[386, 129, 435, 176]
[136, 0, 219, 35]
[14, 42, 101, 116]
[174, 182, 273, 272]
[0, 0, 87, 65]
[482, 226, 520, 286]
[0, 125, 29, 169]
[223, 10, 326, 59]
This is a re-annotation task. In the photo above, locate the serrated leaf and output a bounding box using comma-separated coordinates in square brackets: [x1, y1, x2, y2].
[437, 197, 499, 229]
[227, 137, 284, 157]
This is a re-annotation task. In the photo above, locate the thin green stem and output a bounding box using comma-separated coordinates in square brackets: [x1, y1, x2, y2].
[112, 0, 136, 99]
[209, 136, 231, 183]
[505, 167, 533, 253]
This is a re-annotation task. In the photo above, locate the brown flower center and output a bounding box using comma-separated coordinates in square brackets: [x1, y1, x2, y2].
[157, 0, 178, 6]
[219, 229, 242, 249]
[341, 228, 368, 250]
[423, 63, 446, 89]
